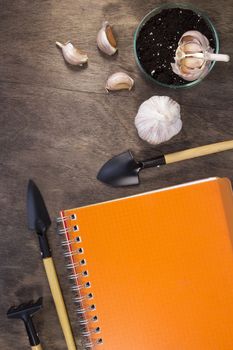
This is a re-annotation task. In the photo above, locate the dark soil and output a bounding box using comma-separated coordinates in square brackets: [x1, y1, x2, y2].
[136, 8, 216, 86]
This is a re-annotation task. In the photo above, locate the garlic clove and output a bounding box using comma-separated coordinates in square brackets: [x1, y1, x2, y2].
[181, 35, 199, 44]
[135, 96, 182, 145]
[182, 57, 204, 69]
[97, 21, 118, 56]
[105, 72, 134, 91]
[56, 41, 88, 66]
[182, 42, 202, 54]
[179, 30, 210, 51]
[180, 64, 192, 75]
[176, 43, 203, 61]
[179, 63, 209, 81]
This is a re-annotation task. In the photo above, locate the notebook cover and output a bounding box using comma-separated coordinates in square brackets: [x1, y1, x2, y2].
[60, 178, 233, 349]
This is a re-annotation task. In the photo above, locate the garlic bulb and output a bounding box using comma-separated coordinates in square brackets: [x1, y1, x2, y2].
[171, 31, 212, 81]
[97, 21, 117, 56]
[56, 41, 88, 66]
[106, 72, 134, 91]
[135, 96, 182, 145]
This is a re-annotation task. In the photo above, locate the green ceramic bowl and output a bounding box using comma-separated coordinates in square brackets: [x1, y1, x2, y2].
[133, 3, 219, 89]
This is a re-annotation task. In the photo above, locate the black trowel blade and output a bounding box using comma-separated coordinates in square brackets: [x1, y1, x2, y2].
[27, 180, 51, 233]
[97, 150, 142, 187]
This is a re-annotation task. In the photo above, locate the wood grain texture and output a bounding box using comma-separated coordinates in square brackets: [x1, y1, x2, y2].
[0, 0, 232, 349]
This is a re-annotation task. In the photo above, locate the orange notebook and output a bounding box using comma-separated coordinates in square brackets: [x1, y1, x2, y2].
[59, 178, 233, 349]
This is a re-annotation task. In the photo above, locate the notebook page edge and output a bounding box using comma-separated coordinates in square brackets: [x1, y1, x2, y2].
[62, 177, 219, 213]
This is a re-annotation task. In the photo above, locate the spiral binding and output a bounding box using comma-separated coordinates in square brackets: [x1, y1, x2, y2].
[57, 212, 103, 349]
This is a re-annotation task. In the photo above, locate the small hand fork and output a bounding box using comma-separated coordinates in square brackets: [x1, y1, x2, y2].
[7, 297, 43, 350]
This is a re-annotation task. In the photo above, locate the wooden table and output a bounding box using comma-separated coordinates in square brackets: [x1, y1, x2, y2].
[0, 0, 232, 349]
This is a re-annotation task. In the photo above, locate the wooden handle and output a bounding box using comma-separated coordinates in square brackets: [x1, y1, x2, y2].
[165, 140, 233, 164]
[43, 257, 76, 350]
[31, 345, 42, 350]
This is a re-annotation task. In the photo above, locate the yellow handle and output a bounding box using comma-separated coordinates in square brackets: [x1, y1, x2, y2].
[43, 257, 76, 350]
[31, 345, 42, 350]
[165, 140, 233, 164]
